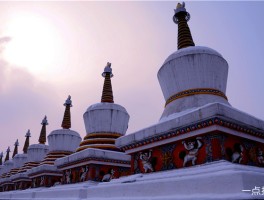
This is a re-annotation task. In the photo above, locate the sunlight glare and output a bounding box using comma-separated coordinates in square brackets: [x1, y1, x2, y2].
[3, 12, 63, 77]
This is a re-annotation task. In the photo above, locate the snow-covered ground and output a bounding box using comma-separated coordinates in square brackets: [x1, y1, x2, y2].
[0, 160, 263, 200]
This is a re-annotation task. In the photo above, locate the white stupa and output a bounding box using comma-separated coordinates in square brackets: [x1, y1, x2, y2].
[0, 140, 19, 191]
[10, 118, 49, 190]
[27, 96, 81, 187]
[43, 96, 81, 162]
[0, 147, 11, 178]
[9, 131, 31, 177]
[159, 46, 230, 120]
[77, 62, 129, 152]
[55, 62, 130, 184]
[19, 117, 49, 171]
[0, 2, 264, 200]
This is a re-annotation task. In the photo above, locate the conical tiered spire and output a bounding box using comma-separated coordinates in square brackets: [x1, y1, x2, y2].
[61, 95, 72, 129]
[38, 116, 48, 144]
[4, 147, 10, 162]
[23, 129, 31, 154]
[101, 62, 114, 103]
[12, 139, 19, 158]
[0, 152, 3, 165]
[173, 2, 195, 49]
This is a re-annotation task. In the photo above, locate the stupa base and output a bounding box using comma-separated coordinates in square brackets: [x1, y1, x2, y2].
[0, 161, 263, 199]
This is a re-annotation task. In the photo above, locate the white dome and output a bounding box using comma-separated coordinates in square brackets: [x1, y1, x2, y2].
[1, 160, 14, 175]
[27, 144, 49, 162]
[48, 129, 81, 152]
[158, 46, 230, 120]
[83, 102, 129, 135]
[12, 154, 28, 168]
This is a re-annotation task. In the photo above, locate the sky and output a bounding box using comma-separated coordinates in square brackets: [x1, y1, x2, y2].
[0, 1, 264, 157]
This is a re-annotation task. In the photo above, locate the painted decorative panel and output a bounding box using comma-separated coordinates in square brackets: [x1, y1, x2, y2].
[131, 132, 264, 174]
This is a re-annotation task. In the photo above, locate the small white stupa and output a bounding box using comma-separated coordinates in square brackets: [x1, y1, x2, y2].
[27, 96, 81, 187]
[9, 131, 31, 176]
[0, 147, 11, 178]
[10, 117, 49, 190]
[43, 96, 82, 163]
[78, 62, 129, 152]
[0, 141, 18, 191]
[20, 117, 49, 171]
[55, 62, 130, 184]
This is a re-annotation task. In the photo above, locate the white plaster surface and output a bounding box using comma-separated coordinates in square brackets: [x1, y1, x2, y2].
[0, 160, 14, 176]
[27, 144, 49, 163]
[55, 148, 131, 168]
[0, 154, 28, 176]
[0, 177, 11, 185]
[83, 103, 129, 135]
[158, 46, 229, 119]
[48, 129, 81, 152]
[27, 164, 60, 177]
[0, 161, 263, 199]
[12, 154, 28, 169]
[116, 103, 264, 148]
[10, 172, 30, 182]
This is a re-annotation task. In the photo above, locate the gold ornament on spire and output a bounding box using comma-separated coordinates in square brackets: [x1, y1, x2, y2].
[173, 2, 195, 49]
[23, 129, 31, 154]
[61, 95, 72, 129]
[39, 116, 48, 144]
[101, 62, 114, 103]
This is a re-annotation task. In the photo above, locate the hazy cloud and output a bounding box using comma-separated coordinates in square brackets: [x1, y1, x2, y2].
[0, 36, 11, 44]
[0, 48, 61, 154]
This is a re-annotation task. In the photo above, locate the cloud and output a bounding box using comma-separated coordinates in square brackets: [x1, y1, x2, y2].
[0, 36, 11, 44]
[0, 36, 11, 54]
[0, 42, 61, 154]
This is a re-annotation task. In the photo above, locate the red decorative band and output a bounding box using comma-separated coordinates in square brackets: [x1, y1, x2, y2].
[165, 88, 228, 107]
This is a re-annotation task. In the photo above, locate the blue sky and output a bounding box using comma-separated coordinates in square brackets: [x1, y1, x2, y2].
[0, 1, 263, 156]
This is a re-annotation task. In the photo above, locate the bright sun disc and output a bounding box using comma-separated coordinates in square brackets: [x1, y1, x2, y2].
[3, 12, 62, 76]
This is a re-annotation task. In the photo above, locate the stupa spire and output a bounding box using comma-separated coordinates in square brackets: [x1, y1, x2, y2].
[173, 2, 195, 49]
[101, 62, 114, 103]
[0, 152, 3, 165]
[61, 95, 72, 129]
[23, 129, 31, 154]
[12, 139, 19, 158]
[4, 146, 10, 162]
[38, 116, 48, 144]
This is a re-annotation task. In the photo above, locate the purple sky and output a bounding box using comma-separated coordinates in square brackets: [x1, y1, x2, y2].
[0, 1, 264, 157]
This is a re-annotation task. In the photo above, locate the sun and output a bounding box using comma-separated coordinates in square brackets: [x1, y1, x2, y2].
[2, 12, 63, 77]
